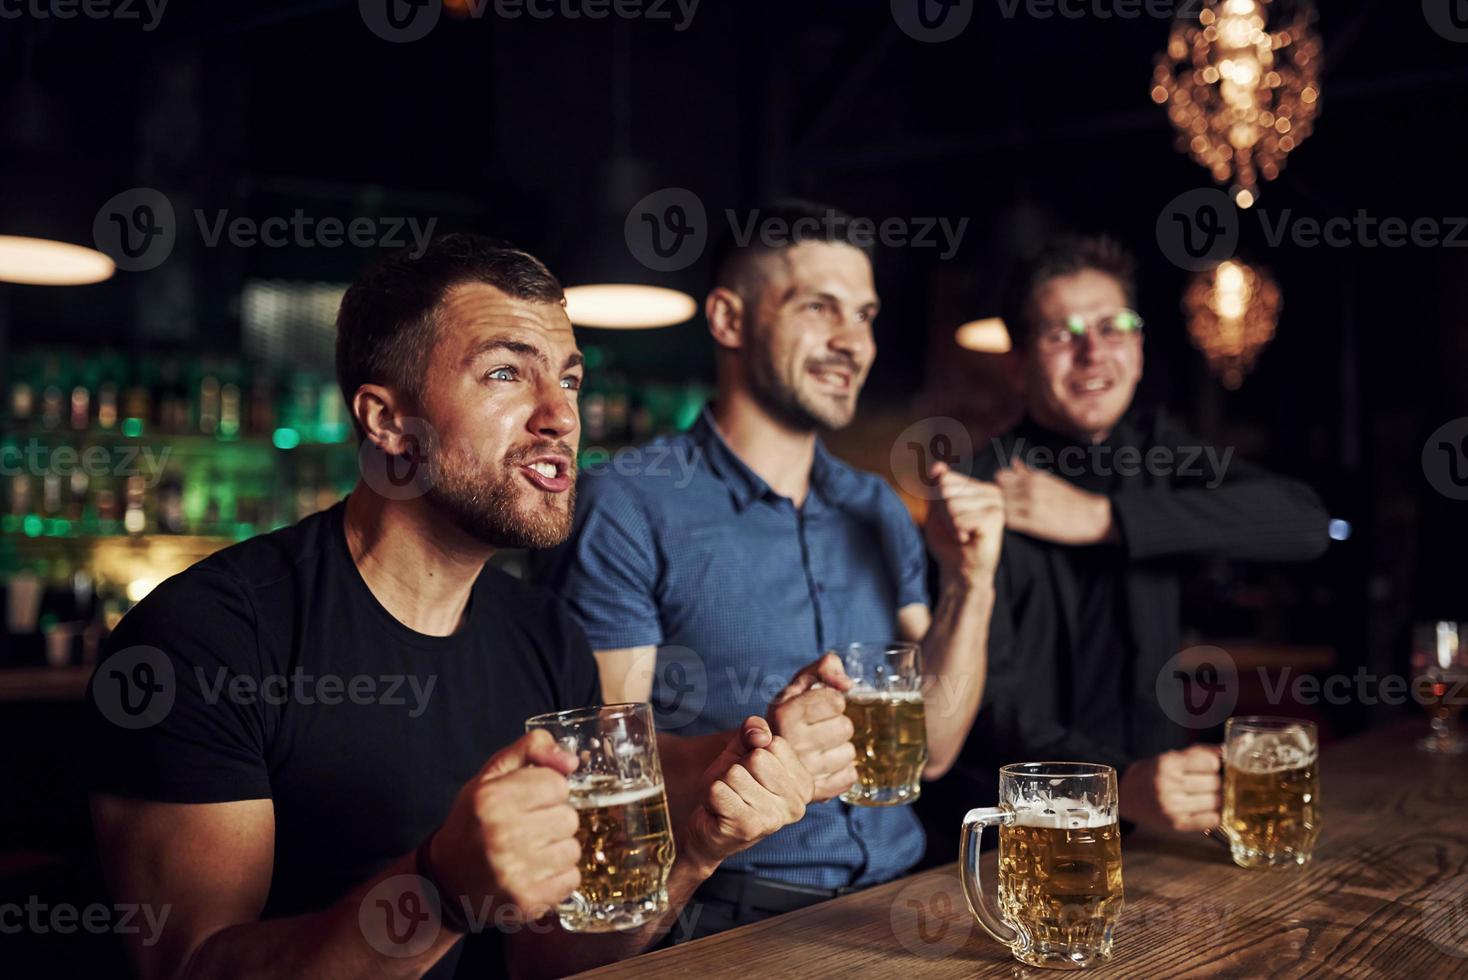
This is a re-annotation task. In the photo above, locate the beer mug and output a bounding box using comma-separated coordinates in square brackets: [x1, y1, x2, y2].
[1221, 716, 1320, 869]
[835, 642, 927, 807]
[960, 763, 1124, 969]
[525, 702, 675, 932]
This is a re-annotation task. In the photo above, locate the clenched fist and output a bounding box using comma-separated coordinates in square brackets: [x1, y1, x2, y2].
[680, 716, 812, 871]
[1120, 744, 1223, 834]
[925, 461, 1004, 585]
[768, 653, 858, 802]
[427, 729, 581, 927]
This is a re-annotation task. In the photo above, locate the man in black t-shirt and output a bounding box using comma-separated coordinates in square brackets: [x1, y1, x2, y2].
[86, 235, 814, 979]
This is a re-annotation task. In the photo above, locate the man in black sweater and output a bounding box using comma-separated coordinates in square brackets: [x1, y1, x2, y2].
[923, 235, 1329, 853]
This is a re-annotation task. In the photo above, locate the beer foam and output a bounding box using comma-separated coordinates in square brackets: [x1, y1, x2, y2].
[1011, 798, 1115, 830]
[846, 687, 924, 702]
[571, 783, 665, 809]
[1228, 731, 1317, 774]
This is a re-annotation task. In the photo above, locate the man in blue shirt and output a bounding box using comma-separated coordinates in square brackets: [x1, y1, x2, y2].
[542, 202, 1004, 936]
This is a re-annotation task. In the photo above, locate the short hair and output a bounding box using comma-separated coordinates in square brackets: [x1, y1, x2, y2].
[711, 199, 875, 300]
[335, 233, 563, 434]
[999, 234, 1137, 350]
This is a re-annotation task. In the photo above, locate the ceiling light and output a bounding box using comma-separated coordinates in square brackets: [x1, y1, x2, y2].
[0, 235, 115, 286]
[563, 284, 697, 329]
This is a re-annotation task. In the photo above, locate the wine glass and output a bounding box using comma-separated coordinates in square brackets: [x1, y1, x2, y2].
[1412, 621, 1467, 755]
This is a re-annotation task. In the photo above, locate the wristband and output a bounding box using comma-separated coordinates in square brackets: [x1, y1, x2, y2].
[415, 833, 475, 934]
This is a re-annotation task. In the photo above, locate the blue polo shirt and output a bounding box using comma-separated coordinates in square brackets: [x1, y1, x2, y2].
[541, 407, 929, 888]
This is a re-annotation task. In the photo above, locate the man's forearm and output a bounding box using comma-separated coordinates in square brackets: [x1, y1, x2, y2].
[505, 843, 720, 979]
[179, 852, 460, 980]
[920, 579, 995, 778]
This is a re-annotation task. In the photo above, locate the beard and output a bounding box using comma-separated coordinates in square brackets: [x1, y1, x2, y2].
[424, 436, 577, 550]
[747, 343, 860, 433]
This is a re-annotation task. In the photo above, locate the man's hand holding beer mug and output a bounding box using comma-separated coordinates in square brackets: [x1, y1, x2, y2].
[423, 703, 813, 974]
[1118, 743, 1224, 834]
[424, 728, 585, 930]
[768, 653, 859, 802]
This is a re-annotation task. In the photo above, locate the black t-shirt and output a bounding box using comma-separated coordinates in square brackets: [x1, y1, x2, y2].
[1067, 544, 1131, 753]
[86, 500, 600, 978]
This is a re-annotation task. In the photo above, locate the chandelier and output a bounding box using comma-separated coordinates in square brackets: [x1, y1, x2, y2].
[1151, 0, 1322, 208]
[1184, 259, 1281, 389]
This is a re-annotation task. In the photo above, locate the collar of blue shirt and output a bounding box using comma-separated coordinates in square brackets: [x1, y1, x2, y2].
[688, 405, 858, 515]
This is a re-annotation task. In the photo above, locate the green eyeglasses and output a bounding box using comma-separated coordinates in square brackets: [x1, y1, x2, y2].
[1038, 309, 1144, 349]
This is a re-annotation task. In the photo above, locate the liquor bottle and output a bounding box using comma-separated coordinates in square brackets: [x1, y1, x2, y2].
[198, 357, 221, 436]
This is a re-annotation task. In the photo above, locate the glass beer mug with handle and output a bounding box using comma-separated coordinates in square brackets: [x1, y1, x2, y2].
[836, 642, 927, 807]
[1221, 716, 1320, 869]
[524, 702, 675, 932]
[960, 763, 1124, 970]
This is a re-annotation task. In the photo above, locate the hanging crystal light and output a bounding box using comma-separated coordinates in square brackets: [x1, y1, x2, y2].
[1184, 259, 1281, 388]
[1151, 0, 1322, 208]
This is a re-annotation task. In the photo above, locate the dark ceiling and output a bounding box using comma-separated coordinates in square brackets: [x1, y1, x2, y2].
[3, 0, 1466, 441]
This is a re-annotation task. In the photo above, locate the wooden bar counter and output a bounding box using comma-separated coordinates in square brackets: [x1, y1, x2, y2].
[575, 721, 1468, 978]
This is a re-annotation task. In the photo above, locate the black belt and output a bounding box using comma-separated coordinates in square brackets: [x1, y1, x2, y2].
[694, 869, 857, 917]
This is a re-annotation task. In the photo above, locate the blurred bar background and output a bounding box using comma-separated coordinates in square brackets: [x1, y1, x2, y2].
[1, 0, 1464, 970]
